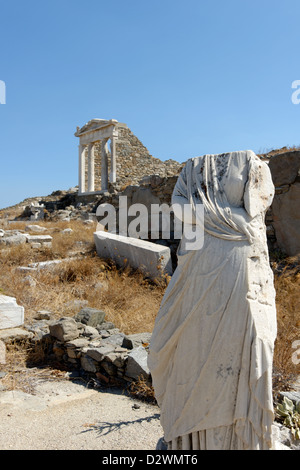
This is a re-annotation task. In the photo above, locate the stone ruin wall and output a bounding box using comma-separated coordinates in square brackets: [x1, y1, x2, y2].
[83, 124, 184, 192]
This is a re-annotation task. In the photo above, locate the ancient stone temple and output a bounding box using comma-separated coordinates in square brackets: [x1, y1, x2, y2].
[75, 118, 183, 194]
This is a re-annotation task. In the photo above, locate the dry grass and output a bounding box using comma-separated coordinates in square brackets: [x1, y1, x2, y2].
[0, 219, 166, 335]
[272, 257, 300, 393]
[0, 218, 299, 397]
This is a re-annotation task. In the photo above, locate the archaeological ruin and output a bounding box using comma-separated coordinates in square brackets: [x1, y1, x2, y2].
[74, 118, 183, 194]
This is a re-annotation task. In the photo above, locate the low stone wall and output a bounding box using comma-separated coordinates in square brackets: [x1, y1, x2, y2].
[31, 308, 153, 386]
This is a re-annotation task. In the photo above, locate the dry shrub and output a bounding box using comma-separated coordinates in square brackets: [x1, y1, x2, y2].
[0, 226, 166, 331]
[128, 376, 156, 404]
[273, 262, 300, 392]
[49, 220, 96, 257]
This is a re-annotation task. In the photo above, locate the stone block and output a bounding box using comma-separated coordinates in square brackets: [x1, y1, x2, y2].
[94, 231, 172, 280]
[125, 346, 150, 381]
[102, 333, 126, 347]
[25, 234, 52, 245]
[0, 233, 27, 246]
[0, 328, 34, 343]
[0, 295, 24, 330]
[49, 317, 80, 342]
[81, 354, 97, 372]
[25, 225, 47, 233]
[74, 307, 106, 327]
[85, 344, 116, 362]
[123, 332, 152, 349]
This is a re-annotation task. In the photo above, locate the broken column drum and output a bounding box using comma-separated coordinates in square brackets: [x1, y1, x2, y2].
[148, 151, 277, 450]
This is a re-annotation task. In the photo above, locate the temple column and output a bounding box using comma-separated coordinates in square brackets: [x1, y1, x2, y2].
[101, 138, 109, 191]
[78, 143, 86, 194]
[110, 136, 117, 183]
[87, 142, 95, 192]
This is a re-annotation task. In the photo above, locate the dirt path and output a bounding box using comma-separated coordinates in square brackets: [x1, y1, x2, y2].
[0, 378, 163, 450]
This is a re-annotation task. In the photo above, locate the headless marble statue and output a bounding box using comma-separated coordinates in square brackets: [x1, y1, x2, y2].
[148, 150, 277, 450]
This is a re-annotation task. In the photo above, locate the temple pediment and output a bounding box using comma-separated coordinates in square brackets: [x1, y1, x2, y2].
[75, 119, 120, 137]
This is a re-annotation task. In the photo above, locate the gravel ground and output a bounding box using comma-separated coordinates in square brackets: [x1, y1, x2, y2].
[0, 378, 163, 450]
[1, 375, 298, 451]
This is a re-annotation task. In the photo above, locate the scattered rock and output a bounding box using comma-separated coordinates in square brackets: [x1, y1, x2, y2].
[124, 332, 152, 349]
[25, 225, 47, 233]
[82, 325, 100, 339]
[74, 307, 106, 328]
[0, 233, 27, 246]
[0, 328, 34, 343]
[25, 234, 52, 247]
[125, 346, 150, 381]
[49, 317, 80, 342]
[34, 310, 52, 321]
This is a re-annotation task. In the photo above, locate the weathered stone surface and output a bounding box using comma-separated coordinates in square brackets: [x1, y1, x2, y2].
[0, 327, 34, 343]
[268, 151, 300, 186]
[102, 333, 126, 347]
[18, 260, 63, 272]
[80, 354, 97, 372]
[0, 233, 27, 246]
[75, 119, 183, 194]
[85, 344, 116, 362]
[124, 332, 152, 349]
[0, 340, 6, 364]
[272, 182, 300, 256]
[74, 307, 106, 327]
[33, 310, 52, 320]
[25, 225, 47, 233]
[25, 234, 52, 245]
[94, 231, 172, 279]
[125, 346, 150, 381]
[101, 361, 117, 376]
[82, 325, 99, 338]
[0, 295, 24, 330]
[65, 337, 90, 349]
[49, 317, 79, 342]
[280, 391, 300, 405]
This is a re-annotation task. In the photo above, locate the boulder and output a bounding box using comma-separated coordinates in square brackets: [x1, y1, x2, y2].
[0, 295, 24, 329]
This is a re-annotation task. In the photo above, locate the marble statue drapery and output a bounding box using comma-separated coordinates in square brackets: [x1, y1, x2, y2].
[148, 150, 277, 450]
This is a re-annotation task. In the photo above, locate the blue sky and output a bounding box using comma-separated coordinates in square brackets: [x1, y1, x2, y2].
[1, 0, 300, 209]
